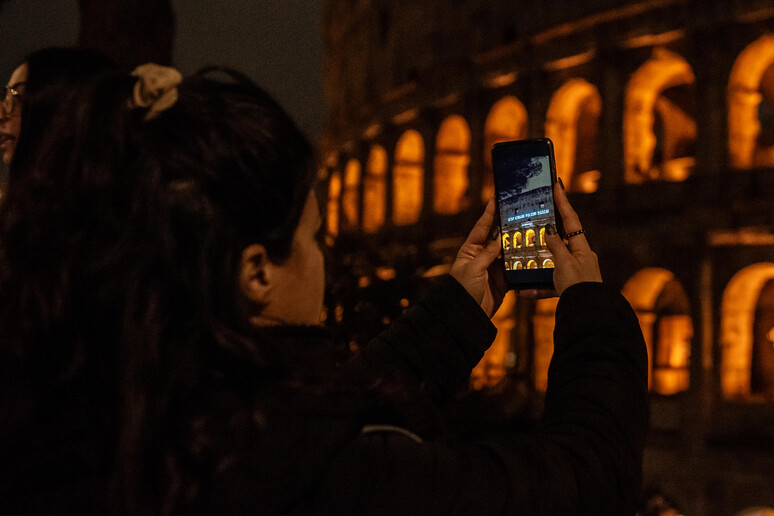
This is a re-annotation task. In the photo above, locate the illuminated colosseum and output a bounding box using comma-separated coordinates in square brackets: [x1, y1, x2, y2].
[321, 1, 774, 512]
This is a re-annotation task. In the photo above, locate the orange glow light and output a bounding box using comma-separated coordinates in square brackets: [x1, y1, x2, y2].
[341, 159, 361, 229]
[483, 96, 528, 201]
[434, 115, 471, 215]
[363, 145, 387, 233]
[545, 79, 602, 191]
[624, 49, 695, 183]
[326, 171, 342, 237]
[720, 263, 774, 398]
[393, 130, 425, 226]
[728, 34, 774, 169]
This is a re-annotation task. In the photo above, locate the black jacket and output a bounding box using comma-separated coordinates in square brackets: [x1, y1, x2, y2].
[202, 276, 648, 515]
[1, 276, 647, 515]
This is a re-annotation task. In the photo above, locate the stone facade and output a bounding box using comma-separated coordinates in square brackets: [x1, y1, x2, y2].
[322, 1, 774, 513]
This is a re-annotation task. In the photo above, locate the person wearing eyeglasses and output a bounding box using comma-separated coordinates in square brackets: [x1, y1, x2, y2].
[0, 65, 25, 165]
[0, 47, 113, 167]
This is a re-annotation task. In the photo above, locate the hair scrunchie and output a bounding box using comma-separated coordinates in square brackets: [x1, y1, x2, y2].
[131, 63, 183, 121]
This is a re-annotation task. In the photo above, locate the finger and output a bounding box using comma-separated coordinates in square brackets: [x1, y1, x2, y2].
[463, 198, 497, 247]
[544, 230, 573, 265]
[553, 182, 591, 253]
[553, 182, 582, 234]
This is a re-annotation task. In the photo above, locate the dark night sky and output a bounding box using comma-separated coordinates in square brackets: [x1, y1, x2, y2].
[0, 0, 325, 138]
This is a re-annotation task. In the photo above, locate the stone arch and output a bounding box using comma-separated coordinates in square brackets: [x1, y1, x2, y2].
[434, 115, 471, 215]
[363, 145, 388, 233]
[341, 159, 361, 230]
[728, 34, 774, 169]
[483, 96, 528, 201]
[720, 263, 774, 398]
[624, 49, 696, 183]
[622, 268, 693, 395]
[393, 130, 425, 225]
[545, 79, 602, 192]
[526, 229, 536, 247]
[326, 170, 342, 237]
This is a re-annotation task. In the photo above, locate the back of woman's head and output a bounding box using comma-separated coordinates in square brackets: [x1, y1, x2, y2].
[0, 66, 316, 510]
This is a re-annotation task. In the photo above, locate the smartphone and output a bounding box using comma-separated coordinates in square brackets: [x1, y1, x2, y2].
[491, 138, 562, 291]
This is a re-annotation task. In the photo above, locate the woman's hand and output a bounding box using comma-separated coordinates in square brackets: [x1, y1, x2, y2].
[450, 199, 508, 317]
[544, 180, 602, 296]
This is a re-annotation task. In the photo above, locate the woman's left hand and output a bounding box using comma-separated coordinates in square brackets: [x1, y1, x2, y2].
[450, 199, 508, 317]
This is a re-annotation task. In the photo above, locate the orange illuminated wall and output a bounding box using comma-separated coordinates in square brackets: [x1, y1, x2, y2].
[545, 79, 602, 193]
[393, 130, 425, 225]
[327, 171, 342, 237]
[363, 145, 387, 233]
[341, 159, 361, 230]
[471, 291, 516, 389]
[434, 115, 471, 215]
[728, 34, 774, 169]
[720, 263, 774, 398]
[622, 268, 692, 395]
[483, 96, 528, 201]
[624, 49, 696, 183]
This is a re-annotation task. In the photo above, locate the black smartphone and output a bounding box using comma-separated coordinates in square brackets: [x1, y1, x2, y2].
[491, 138, 562, 291]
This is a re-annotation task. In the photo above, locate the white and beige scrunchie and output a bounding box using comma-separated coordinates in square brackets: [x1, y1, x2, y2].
[131, 63, 183, 121]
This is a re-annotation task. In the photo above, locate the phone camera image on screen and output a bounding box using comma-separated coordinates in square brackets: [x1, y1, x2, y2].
[492, 139, 559, 290]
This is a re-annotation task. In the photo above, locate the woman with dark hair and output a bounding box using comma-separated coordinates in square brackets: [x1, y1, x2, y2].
[0, 46, 114, 166]
[0, 64, 647, 515]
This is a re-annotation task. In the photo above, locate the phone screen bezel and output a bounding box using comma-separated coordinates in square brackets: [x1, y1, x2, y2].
[491, 138, 562, 291]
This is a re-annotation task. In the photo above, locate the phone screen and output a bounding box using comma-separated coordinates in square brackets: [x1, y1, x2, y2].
[492, 139, 560, 290]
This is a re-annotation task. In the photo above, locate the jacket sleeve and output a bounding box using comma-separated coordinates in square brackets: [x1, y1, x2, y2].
[313, 282, 648, 516]
[349, 274, 497, 402]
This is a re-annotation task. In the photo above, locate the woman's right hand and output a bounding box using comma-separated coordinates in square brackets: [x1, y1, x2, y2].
[544, 180, 602, 296]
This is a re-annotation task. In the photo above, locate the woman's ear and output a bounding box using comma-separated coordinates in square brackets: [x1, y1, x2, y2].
[239, 244, 272, 304]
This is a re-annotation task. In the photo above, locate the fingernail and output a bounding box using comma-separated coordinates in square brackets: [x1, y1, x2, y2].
[557, 177, 565, 190]
[545, 224, 557, 235]
[489, 225, 500, 241]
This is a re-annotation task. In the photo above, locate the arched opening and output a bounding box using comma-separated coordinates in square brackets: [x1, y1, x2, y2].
[515, 261, 523, 270]
[539, 227, 546, 247]
[526, 229, 536, 247]
[624, 49, 696, 183]
[393, 130, 425, 225]
[622, 268, 693, 395]
[534, 297, 559, 392]
[728, 34, 774, 168]
[434, 115, 471, 214]
[363, 145, 387, 233]
[471, 291, 517, 389]
[720, 263, 774, 399]
[514, 232, 523, 248]
[341, 159, 361, 230]
[545, 79, 602, 192]
[543, 259, 555, 269]
[327, 171, 342, 237]
[502, 232, 511, 251]
[527, 260, 538, 269]
[483, 96, 528, 201]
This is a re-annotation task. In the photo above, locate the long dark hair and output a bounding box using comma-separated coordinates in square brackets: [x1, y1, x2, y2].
[8, 47, 114, 178]
[0, 67, 317, 512]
